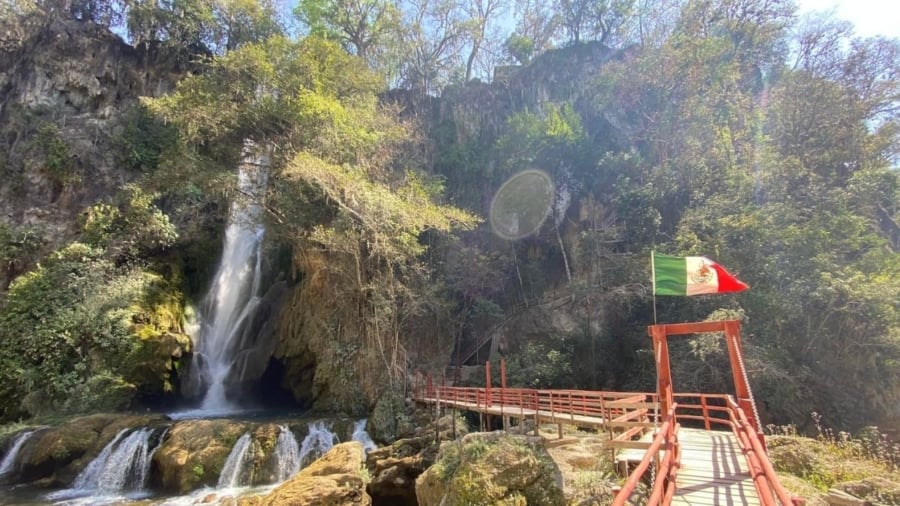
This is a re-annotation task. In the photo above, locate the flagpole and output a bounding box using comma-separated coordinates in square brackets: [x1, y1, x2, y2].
[651, 250, 657, 324]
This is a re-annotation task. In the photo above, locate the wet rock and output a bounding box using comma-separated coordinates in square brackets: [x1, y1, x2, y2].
[241, 442, 370, 506]
[16, 413, 166, 485]
[152, 419, 253, 493]
[366, 414, 468, 506]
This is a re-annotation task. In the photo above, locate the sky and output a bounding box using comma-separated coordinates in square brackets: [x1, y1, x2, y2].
[794, 0, 900, 38]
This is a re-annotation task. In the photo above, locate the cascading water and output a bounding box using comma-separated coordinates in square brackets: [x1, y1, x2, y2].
[351, 419, 377, 455]
[298, 421, 338, 469]
[189, 140, 271, 413]
[46, 426, 164, 501]
[218, 433, 253, 488]
[0, 429, 36, 479]
[274, 426, 300, 482]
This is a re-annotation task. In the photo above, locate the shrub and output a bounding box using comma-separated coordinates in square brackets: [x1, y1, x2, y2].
[0, 242, 185, 420]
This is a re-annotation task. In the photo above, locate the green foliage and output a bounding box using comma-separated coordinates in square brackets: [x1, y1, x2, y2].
[126, 0, 282, 54]
[0, 225, 45, 290]
[504, 333, 574, 388]
[0, 241, 186, 421]
[114, 106, 179, 173]
[82, 185, 178, 262]
[504, 33, 534, 64]
[30, 123, 78, 185]
[293, 0, 400, 66]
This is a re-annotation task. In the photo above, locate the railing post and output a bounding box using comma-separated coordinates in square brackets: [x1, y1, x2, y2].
[500, 358, 506, 413]
[701, 395, 711, 430]
[650, 325, 674, 418]
[485, 361, 492, 407]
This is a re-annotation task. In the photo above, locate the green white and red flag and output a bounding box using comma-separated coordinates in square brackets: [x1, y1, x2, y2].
[652, 253, 749, 296]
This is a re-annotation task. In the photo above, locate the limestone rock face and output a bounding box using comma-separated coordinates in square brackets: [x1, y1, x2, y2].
[416, 432, 565, 506]
[0, 17, 186, 254]
[241, 442, 370, 506]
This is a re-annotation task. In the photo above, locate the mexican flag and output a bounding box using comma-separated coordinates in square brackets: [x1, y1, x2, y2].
[652, 253, 749, 296]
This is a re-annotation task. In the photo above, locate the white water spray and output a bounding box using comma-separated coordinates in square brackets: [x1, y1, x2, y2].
[0, 429, 36, 478]
[274, 425, 300, 482]
[298, 421, 338, 469]
[351, 419, 377, 455]
[218, 433, 253, 488]
[71, 427, 162, 494]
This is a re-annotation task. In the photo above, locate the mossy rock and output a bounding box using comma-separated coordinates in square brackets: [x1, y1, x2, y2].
[416, 432, 565, 506]
[250, 423, 288, 486]
[17, 413, 166, 485]
[152, 419, 253, 493]
[837, 477, 900, 504]
[240, 442, 370, 506]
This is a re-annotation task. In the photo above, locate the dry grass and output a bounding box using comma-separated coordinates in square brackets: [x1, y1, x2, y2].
[767, 416, 900, 504]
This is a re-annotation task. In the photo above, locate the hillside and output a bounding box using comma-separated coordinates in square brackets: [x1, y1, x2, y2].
[0, 0, 897, 443]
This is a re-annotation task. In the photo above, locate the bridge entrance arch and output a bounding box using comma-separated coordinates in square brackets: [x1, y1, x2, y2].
[648, 319, 761, 432]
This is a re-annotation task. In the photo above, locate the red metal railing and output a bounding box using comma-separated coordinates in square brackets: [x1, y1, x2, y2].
[413, 374, 802, 505]
[611, 398, 679, 506]
[611, 392, 803, 506]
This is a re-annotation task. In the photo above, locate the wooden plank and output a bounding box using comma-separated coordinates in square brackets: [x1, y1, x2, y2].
[605, 421, 656, 428]
[604, 401, 659, 410]
[673, 428, 761, 505]
[605, 440, 654, 450]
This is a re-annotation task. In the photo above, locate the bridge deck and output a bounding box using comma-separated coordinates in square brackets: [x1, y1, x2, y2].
[416, 396, 606, 428]
[673, 428, 760, 505]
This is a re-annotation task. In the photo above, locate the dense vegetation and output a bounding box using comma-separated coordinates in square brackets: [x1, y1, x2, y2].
[0, 0, 897, 439]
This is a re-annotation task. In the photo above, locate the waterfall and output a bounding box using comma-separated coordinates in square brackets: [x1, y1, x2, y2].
[274, 425, 300, 482]
[190, 140, 271, 412]
[72, 427, 163, 494]
[0, 429, 36, 478]
[298, 421, 338, 469]
[351, 419, 377, 455]
[218, 433, 253, 488]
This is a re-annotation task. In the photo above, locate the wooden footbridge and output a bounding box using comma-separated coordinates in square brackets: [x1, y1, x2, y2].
[413, 320, 804, 506]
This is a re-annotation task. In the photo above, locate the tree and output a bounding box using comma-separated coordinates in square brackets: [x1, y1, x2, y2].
[145, 35, 478, 413]
[294, 0, 401, 66]
[511, 0, 560, 57]
[461, 0, 508, 81]
[396, 0, 468, 93]
[555, 0, 634, 45]
[213, 0, 283, 52]
[126, 0, 282, 54]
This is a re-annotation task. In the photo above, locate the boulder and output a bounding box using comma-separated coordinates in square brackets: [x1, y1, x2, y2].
[15, 413, 166, 485]
[152, 419, 253, 493]
[366, 414, 469, 505]
[416, 432, 565, 506]
[241, 442, 370, 506]
[836, 477, 900, 505]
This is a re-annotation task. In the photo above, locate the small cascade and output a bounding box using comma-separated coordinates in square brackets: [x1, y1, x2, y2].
[298, 421, 338, 469]
[351, 419, 377, 455]
[72, 427, 163, 495]
[0, 429, 37, 478]
[218, 433, 253, 488]
[274, 425, 300, 482]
